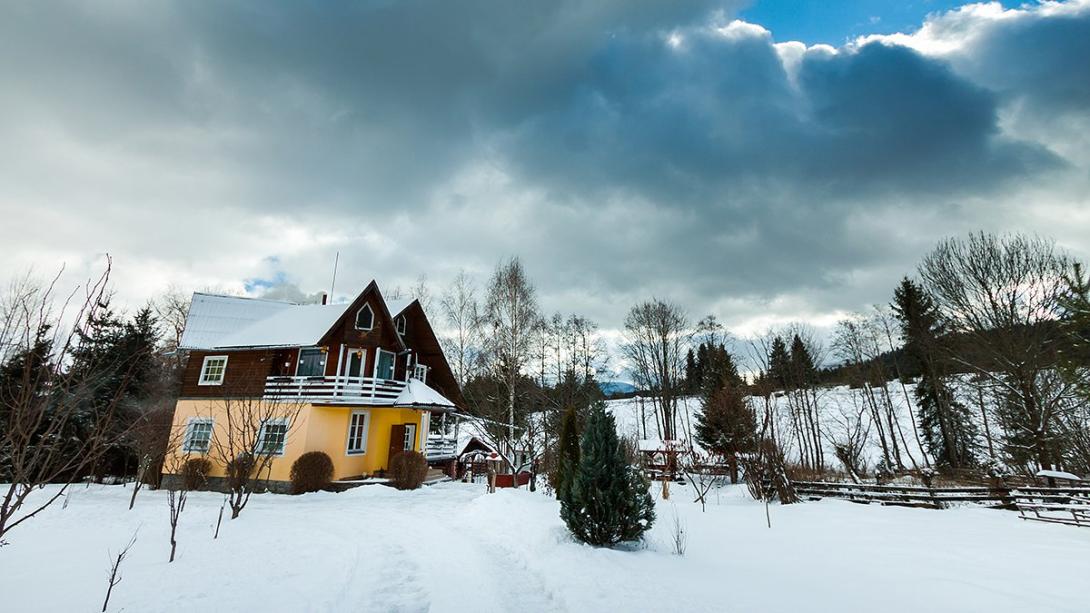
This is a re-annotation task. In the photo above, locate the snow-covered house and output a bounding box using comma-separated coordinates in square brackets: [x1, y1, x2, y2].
[164, 281, 463, 492]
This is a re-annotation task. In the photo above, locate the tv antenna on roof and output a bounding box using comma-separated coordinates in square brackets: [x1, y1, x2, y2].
[329, 251, 340, 303]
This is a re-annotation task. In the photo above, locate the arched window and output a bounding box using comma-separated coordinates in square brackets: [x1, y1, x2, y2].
[355, 304, 374, 330]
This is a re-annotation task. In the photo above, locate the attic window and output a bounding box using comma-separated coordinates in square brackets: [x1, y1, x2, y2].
[199, 355, 228, 386]
[396, 315, 407, 335]
[355, 304, 374, 331]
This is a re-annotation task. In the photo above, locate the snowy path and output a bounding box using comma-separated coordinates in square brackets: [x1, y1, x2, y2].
[2, 482, 1089, 612]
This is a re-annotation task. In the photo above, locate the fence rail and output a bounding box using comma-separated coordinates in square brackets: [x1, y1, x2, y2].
[792, 480, 1090, 510]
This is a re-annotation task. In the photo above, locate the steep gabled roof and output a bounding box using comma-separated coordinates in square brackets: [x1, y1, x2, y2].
[179, 283, 412, 351]
[385, 298, 414, 317]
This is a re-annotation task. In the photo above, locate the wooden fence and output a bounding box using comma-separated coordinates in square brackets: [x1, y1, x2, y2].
[792, 480, 1090, 513]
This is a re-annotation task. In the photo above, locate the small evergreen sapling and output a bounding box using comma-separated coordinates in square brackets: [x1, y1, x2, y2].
[553, 405, 580, 504]
[560, 404, 655, 546]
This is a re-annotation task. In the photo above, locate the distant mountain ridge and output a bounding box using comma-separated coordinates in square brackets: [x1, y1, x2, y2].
[598, 381, 636, 396]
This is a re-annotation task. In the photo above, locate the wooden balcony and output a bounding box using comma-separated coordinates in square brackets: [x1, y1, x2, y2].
[425, 435, 459, 461]
[264, 375, 408, 405]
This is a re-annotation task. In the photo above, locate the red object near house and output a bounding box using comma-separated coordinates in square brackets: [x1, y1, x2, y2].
[494, 472, 531, 488]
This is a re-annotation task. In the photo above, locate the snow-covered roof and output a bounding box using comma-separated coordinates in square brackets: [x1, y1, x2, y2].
[179, 293, 295, 349]
[210, 303, 351, 349]
[637, 439, 684, 453]
[179, 287, 426, 351]
[385, 298, 413, 317]
[394, 378, 457, 411]
[1036, 469, 1082, 481]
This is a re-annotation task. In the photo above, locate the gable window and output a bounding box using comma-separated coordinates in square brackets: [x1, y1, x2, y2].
[296, 348, 326, 377]
[199, 355, 228, 386]
[346, 411, 370, 455]
[396, 315, 407, 335]
[183, 418, 213, 453]
[355, 304, 374, 331]
[257, 419, 289, 456]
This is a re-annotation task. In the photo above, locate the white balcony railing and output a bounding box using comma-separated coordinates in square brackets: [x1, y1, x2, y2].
[264, 375, 407, 405]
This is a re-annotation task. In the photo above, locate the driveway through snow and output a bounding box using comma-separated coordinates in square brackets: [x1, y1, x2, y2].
[1, 482, 1089, 612]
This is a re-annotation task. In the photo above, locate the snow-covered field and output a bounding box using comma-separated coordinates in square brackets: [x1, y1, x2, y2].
[2, 482, 1089, 612]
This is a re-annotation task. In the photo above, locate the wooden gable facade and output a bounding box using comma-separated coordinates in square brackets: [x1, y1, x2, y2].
[179, 282, 463, 407]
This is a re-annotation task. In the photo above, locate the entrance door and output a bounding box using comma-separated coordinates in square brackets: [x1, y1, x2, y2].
[340, 348, 366, 398]
[388, 424, 406, 467]
[375, 349, 395, 381]
[387, 423, 418, 468]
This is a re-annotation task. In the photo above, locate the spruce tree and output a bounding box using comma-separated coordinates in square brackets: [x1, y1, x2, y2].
[768, 336, 790, 391]
[554, 404, 580, 504]
[788, 335, 817, 389]
[891, 278, 977, 470]
[560, 404, 654, 546]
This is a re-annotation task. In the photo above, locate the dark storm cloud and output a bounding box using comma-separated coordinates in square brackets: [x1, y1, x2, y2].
[0, 1, 1088, 334]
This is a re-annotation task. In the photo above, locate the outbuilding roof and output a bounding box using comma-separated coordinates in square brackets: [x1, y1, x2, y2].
[393, 378, 457, 411]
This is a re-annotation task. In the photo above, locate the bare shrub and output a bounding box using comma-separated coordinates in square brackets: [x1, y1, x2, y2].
[182, 458, 212, 491]
[389, 451, 428, 490]
[290, 451, 334, 494]
[101, 530, 138, 612]
[669, 506, 687, 556]
[740, 439, 798, 505]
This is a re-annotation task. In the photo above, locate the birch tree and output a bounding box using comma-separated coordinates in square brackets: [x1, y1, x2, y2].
[482, 258, 540, 482]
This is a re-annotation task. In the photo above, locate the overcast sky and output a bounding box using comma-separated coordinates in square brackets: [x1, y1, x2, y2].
[2, 0, 1088, 341]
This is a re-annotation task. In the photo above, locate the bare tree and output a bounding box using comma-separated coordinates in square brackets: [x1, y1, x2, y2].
[824, 397, 872, 482]
[621, 299, 689, 441]
[127, 402, 174, 510]
[0, 262, 133, 543]
[439, 270, 482, 388]
[481, 258, 540, 483]
[919, 232, 1075, 470]
[153, 286, 190, 356]
[678, 450, 726, 512]
[833, 315, 919, 471]
[411, 274, 434, 314]
[101, 530, 138, 611]
[199, 393, 304, 519]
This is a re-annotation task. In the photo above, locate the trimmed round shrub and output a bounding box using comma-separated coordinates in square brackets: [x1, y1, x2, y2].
[389, 451, 428, 490]
[182, 458, 212, 490]
[290, 451, 334, 494]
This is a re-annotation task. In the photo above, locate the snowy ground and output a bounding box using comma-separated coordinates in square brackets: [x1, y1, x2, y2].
[2, 482, 1089, 612]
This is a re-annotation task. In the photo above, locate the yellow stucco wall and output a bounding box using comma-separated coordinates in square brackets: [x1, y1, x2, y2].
[166, 398, 426, 483]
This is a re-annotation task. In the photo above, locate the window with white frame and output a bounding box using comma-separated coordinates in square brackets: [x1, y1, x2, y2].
[355, 304, 374, 330]
[346, 411, 369, 455]
[198, 355, 228, 386]
[403, 423, 417, 451]
[412, 363, 427, 382]
[183, 418, 213, 453]
[257, 419, 289, 456]
[396, 315, 407, 335]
